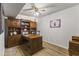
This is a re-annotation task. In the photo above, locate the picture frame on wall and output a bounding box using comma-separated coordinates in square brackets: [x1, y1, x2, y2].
[50, 19, 61, 28]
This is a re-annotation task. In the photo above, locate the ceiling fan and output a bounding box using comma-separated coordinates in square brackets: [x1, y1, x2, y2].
[23, 3, 46, 16]
[23, 3, 46, 12]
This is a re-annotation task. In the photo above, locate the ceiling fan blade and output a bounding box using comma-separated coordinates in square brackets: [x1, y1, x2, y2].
[23, 8, 32, 11]
[30, 3, 39, 12]
[40, 9, 46, 11]
[30, 3, 36, 7]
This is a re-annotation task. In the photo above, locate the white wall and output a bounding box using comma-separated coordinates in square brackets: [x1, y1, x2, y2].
[37, 5, 79, 49]
[75, 5, 79, 35]
[0, 4, 5, 56]
[0, 33, 4, 56]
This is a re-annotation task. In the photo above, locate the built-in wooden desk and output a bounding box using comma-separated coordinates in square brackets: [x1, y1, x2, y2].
[24, 34, 42, 39]
[21, 34, 43, 55]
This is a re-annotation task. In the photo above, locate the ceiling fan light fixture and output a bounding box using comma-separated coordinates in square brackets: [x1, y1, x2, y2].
[33, 12, 40, 17]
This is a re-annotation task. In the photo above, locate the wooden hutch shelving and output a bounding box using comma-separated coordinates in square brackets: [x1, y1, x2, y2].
[5, 18, 43, 55]
[5, 17, 21, 48]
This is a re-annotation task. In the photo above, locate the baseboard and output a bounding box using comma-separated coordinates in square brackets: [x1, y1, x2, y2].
[43, 40, 68, 50]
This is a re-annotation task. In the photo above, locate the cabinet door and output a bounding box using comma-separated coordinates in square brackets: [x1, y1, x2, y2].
[8, 20, 13, 27]
[16, 20, 20, 28]
[30, 22, 36, 28]
[12, 20, 17, 27]
[7, 36, 15, 47]
[13, 35, 21, 43]
[7, 35, 21, 47]
[13, 20, 20, 28]
[8, 19, 20, 28]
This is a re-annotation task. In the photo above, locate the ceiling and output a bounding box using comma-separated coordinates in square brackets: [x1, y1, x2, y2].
[2, 3, 79, 19]
[2, 3, 25, 17]
[17, 3, 79, 19]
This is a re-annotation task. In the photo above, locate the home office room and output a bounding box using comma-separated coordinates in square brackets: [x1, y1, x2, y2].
[0, 2, 79, 56]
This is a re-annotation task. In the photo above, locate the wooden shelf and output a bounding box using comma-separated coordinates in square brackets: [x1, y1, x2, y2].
[21, 20, 37, 35]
